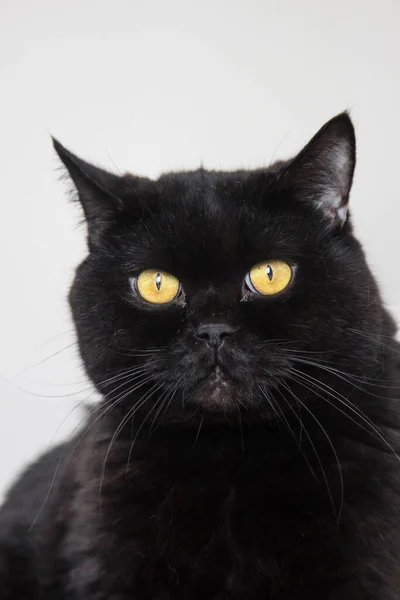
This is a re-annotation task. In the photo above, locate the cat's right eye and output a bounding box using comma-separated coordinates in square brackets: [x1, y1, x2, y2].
[245, 260, 292, 296]
[136, 269, 181, 304]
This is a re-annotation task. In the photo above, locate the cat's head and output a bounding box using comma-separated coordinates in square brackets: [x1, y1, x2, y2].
[54, 114, 389, 423]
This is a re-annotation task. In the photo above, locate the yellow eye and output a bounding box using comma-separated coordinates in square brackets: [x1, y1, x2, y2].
[246, 260, 292, 295]
[136, 269, 181, 304]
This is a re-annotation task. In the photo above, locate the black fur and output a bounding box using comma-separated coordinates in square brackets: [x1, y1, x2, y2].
[1, 113, 400, 599]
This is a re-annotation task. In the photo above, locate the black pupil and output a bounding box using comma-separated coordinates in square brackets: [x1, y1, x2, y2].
[155, 273, 162, 290]
[266, 265, 273, 281]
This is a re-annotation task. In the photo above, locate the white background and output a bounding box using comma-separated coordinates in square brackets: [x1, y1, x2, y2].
[1, 0, 399, 500]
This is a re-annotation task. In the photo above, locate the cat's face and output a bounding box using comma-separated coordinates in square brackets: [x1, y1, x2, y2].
[55, 114, 385, 422]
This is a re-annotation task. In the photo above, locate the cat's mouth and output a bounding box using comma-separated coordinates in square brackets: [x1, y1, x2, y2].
[192, 366, 239, 412]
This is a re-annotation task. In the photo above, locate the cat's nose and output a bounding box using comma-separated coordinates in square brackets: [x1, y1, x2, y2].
[195, 323, 237, 349]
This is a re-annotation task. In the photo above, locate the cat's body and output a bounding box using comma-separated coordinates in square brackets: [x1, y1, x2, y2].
[1, 114, 400, 599]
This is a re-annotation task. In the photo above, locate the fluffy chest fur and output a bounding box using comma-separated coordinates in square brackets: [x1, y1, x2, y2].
[38, 411, 400, 600]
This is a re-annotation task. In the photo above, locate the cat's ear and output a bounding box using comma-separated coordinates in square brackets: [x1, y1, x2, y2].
[53, 138, 130, 248]
[284, 113, 356, 228]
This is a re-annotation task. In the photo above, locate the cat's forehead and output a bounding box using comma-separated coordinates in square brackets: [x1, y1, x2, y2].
[127, 167, 311, 276]
[152, 169, 260, 243]
[155, 167, 279, 224]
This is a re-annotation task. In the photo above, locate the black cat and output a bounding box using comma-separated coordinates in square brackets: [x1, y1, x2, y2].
[1, 113, 400, 599]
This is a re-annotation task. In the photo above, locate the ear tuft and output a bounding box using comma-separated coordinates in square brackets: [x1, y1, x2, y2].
[284, 113, 356, 228]
[52, 138, 127, 248]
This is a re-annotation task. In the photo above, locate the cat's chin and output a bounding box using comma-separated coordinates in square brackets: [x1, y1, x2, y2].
[192, 367, 240, 412]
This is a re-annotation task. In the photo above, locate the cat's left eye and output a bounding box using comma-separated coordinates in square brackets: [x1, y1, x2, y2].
[245, 260, 292, 296]
[136, 269, 181, 304]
